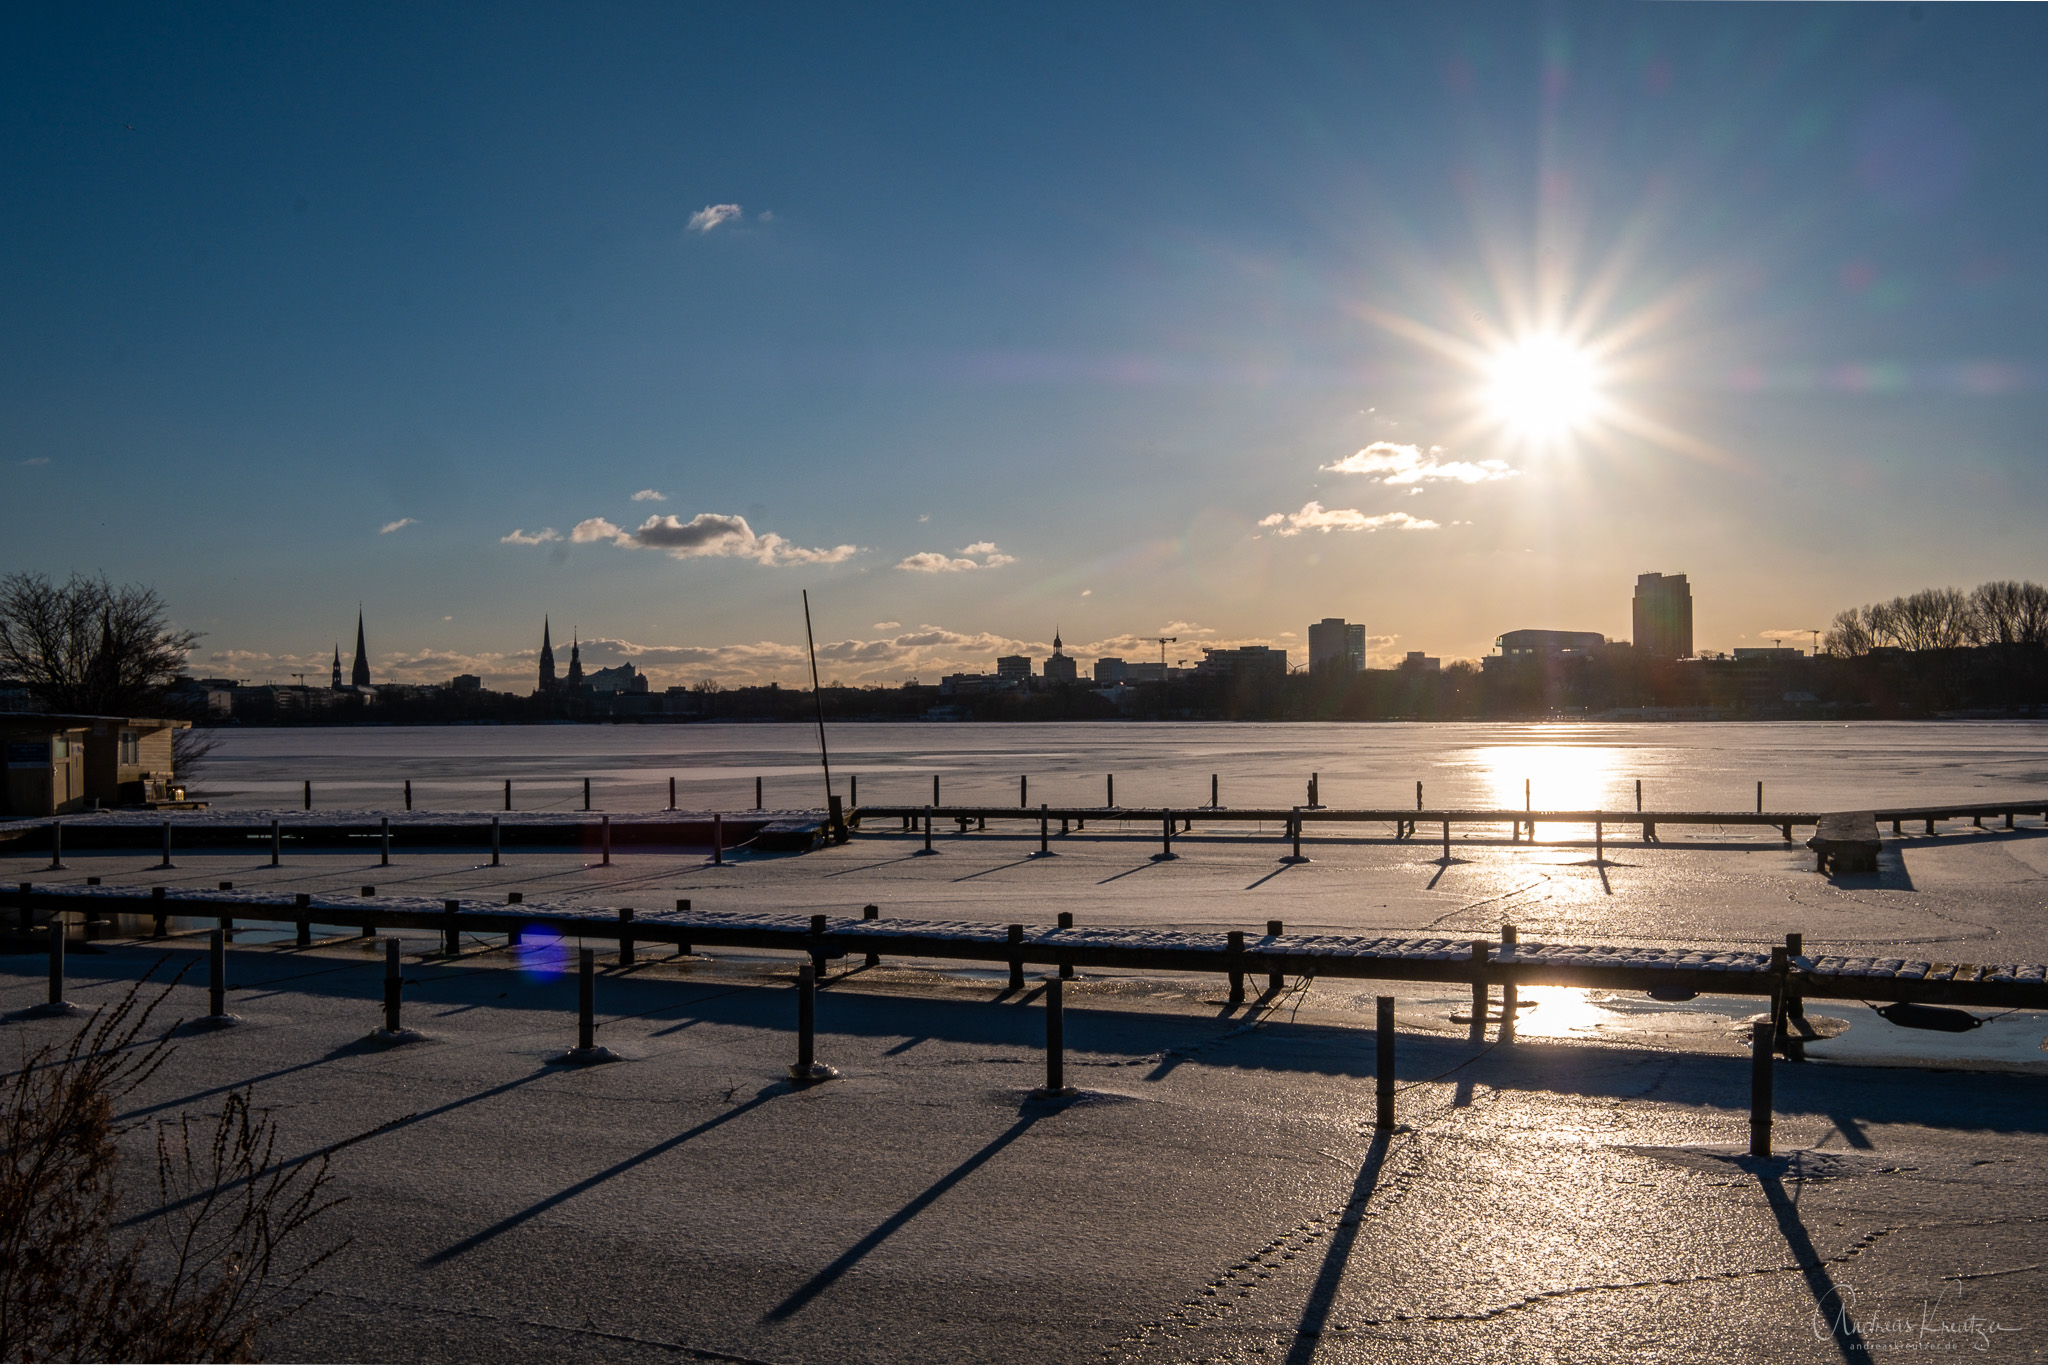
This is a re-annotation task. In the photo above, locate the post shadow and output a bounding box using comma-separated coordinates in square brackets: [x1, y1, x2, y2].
[1756, 1162, 1868, 1363]
[764, 1108, 1050, 1322]
[422, 1084, 785, 1266]
[1283, 1130, 1393, 1365]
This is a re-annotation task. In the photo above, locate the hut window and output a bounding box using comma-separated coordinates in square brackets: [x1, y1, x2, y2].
[120, 730, 140, 765]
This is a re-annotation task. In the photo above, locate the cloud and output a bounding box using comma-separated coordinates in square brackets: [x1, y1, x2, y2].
[896, 542, 1014, 572]
[687, 203, 743, 233]
[571, 517, 632, 545]
[379, 518, 417, 534]
[1257, 502, 1439, 536]
[17, 457, 50, 467]
[631, 488, 668, 502]
[1323, 442, 1516, 485]
[500, 527, 562, 545]
[873, 621, 901, 630]
[628, 512, 858, 566]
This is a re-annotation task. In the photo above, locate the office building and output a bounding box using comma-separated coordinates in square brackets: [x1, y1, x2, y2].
[1633, 572, 1694, 659]
[1308, 618, 1366, 673]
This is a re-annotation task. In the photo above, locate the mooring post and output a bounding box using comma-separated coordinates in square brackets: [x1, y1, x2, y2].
[270, 818, 281, 867]
[490, 815, 501, 867]
[1309, 772, 1318, 807]
[1007, 923, 1026, 991]
[503, 778, 511, 811]
[669, 775, 676, 810]
[674, 897, 691, 957]
[755, 776, 763, 810]
[933, 774, 941, 806]
[862, 903, 880, 967]
[1056, 910, 1075, 979]
[577, 947, 596, 1051]
[1784, 932, 1805, 1024]
[405, 779, 412, 811]
[1020, 774, 1028, 808]
[1500, 923, 1518, 1025]
[1106, 773, 1114, 808]
[1749, 1020, 1774, 1157]
[1375, 996, 1396, 1131]
[1227, 930, 1245, 1004]
[295, 892, 311, 947]
[713, 812, 724, 865]
[1266, 920, 1284, 994]
[1635, 779, 1642, 812]
[1289, 808, 1303, 862]
[303, 779, 311, 811]
[47, 819, 63, 871]
[380, 816, 391, 867]
[922, 806, 934, 854]
[794, 962, 818, 1077]
[1043, 976, 1066, 1093]
[208, 927, 226, 1018]
[1160, 809, 1174, 859]
[1211, 773, 1219, 808]
[809, 913, 829, 979]
[583, 777, 591, 812]
[1769, 944, 1791, 1045]
[160, 819, 173, 869]
[151, 885, 166, 938]
[850, 774, 857, 807]
[601, 814, 611, 867]
[384, 937, 403, 1033]
[1525, 778, 1532, 842]
[1757, 781, 1763, 814]
[619, 907, 635, 968]
[47, 908, 66, 1007]
[1469, 940, 1489, 1023]
[1595, 819, 1603, 863]
[442, 900, 460, 956]
[1925, 816, 1935, 836]
[1040, 804, 1050, 855]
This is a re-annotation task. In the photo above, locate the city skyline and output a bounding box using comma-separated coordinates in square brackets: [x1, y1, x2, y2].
[5, 6, 2045, 691]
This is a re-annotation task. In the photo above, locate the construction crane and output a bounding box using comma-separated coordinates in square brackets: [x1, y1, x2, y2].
[1153, 637, 1177, 674]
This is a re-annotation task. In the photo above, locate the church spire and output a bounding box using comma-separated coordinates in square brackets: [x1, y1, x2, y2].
[566, 629, 583, 689]
[350, 610, 371, 688]
[1053, 625, 1064, 655]
[331, 643, 341, 690]
[538, 616, 557, 693]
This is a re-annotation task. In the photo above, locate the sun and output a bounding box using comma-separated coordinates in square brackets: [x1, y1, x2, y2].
[1484, 334, 1603, 442]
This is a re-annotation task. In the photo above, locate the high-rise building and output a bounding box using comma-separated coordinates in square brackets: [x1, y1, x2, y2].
[996, 655, 1032, 684]
[349, 612, 371, 688]
[1632, 572, 1694, 659]
[1043, 628, 1078, 684]
[537, 618, 557, 693]
[1308, 618, 1365, 673]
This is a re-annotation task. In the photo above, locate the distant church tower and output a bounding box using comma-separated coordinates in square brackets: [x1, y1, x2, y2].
[537, 618, 557, 693]
[331, 644, 342, 690]
[350, 611, 371, 689]
[566, 631, 583, 690]
[1044, 625, 1079, 684]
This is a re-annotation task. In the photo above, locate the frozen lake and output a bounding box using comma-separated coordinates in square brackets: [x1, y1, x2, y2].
[187, 720, 2048, 815]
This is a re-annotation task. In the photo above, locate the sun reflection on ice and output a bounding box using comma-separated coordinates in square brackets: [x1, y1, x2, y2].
[1508, 985, 1612, 1037]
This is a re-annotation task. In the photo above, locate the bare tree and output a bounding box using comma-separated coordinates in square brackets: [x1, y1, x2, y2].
[1876, 588, 1974, 652]
[0, 975, 344, 1361]
[0, 573, 200, 715]
[1969, 580, 2048, 646]
[1821, 607, 1872, 657]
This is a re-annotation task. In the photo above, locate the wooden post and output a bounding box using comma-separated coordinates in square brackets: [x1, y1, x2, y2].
[1442, 818, 1450, 862]
[713, 812, 724, 865]
[384, 937, 403, 1033]
[1635, 778, 1642, 812]
[1500, 924, 1518, 1024]
[1040, 804, 1049, 855]
[46, 909, 66, 1008]
[303, 779, 311, 811]
[922, 807, 933, 854]
[1211, 773, 1218, 808]
[669, 775, 676, 810]
[1757, 781, 1763, 814]
[442, 900, 460, 956]
[755, 776, 763, 810]
[1375, 996, 1396, 1131]
[601, 814, 611, 866]
[1749, 1020, 1774, 1157]
[1469, 940, 1489, 1023]
[151, 885, 167, 938]
[1007, 924, 1025, 991]
[380, 816, 390, 867]
[1309, 772, 1318, 807]
[1057, 910, 1074, 979]
[503, 778, 511, 811]
[1106, 773, 1114, 808]
[809, 913, 830, 979]
[577, 947, 596, 1051]
[405, 779, 412, 811]
[160, 819, 173, 868]
[863, 903, 880, 968]
[208, 927, 226, 1019]
[270, 818, 281, 867]
[491, 815, 501, 867]
[1043, 976, 1066, 1093]
[793, 962, 817, 1077]
[1227, 930, 1245, 1004]
[1020, 775, 1027, 808]
[46, 819, 63, 871]
[1266, 920, 1284, 994]
[1160, 809, 1174, 859]
[295, 892, 311, 947]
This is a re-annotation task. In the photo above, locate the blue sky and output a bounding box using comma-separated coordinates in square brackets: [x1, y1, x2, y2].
[5, 3, 2044, 689]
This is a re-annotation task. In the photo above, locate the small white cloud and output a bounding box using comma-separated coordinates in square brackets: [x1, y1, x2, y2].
[687, 203, 743, 233]
[17, 457, 50, 467]
[917, 513, 931, 523]
[501, 527, 562, 545]
[443, 615, 453, 621]
[960, 541, 998, 555]
[896, 552, 981, 573]
[873, 621, 901, 630]
[571, 517, 633, 545]
[1257, 502, 1439, 536]
[1081, 589, 1092, 597]
[1323, 442, 1517, 485]
[379, 517, 417, 535]
[631, 488, 668, 502]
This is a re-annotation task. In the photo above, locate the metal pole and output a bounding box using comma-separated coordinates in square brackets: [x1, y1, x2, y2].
[850, 774, 857, 807]
[1749, 1020, 1774, 1157]
[443, 899, 460, 956]
[1596, 819, 1603, 863]
[1044, 976, 1066, 1092]
[384, 937, 402, 1033]
[1442, 818, 1450, 862]
[1290, 808, 1302, 861]
[380, 816, 390, 867]
[933, 773, 940, 806]
[209, 927, 226, 1018]
[1469, 940, 1488, 1024]
[809, 913, 830, 980]
[1375, 996, 1396, 1131]
[1757, 780, 1763, 815]
[578, 947, 596, 1051]
[1635, 779, 1642, 812]
[1057, 910, 1075, 979]
[1417, 780, 1423, 811]
[1106, 773, 1114, 808]
[1211, 773, 1218, 807]
[801, 588, 835, 815]
[295, 892, 310, 947]
[1784, 932, 1805, 1024]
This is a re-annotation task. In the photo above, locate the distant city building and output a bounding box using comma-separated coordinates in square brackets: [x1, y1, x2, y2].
[1732, 647, 1802, 661]
[450, 674, 482, 692]
[1496, 629, 1606, 658]
[350, 611, 371, 689]
[330, 644, 342, 690]
[585, 662, 649, 695]
[1401, 651, 1441, 671]
[1633, 572, 1694, 659]
[1308, 618, 1365, 673]
[1193, 645, 1288, 683]
[1123, 661, 1169, 683]
[566, 633, 584, 690]
[1093, 657, 1128, 685]
[1043, 629, 1078, 684]
[996, 655, 1032, 684]
[941, 672, 996, 696]
[537, 618, 557, 693]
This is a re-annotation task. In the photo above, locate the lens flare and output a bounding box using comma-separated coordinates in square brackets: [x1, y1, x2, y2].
[1485, 334, 1602, 441]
